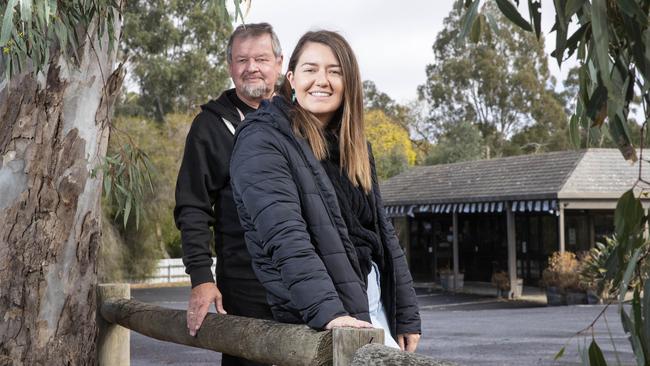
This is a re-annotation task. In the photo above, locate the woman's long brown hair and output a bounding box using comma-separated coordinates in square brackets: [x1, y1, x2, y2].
[281, 30, 371, 192]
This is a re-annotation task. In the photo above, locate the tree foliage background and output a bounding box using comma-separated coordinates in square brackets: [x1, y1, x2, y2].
[418, 2, 571, 158]
[99, 114, 191, 281]
[119, 0, 232, 119]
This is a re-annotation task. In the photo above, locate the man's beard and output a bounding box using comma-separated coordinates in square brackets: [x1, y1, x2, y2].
[241, 82, 271, 99]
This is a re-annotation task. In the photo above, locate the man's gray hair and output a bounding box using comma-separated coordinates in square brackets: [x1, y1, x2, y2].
[227, 23, 282, 64]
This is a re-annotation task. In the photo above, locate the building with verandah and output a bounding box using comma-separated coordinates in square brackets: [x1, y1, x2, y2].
[380, 149, 649, 295]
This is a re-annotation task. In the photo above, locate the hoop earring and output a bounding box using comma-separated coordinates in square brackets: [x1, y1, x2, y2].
[291, 89, 297, 103]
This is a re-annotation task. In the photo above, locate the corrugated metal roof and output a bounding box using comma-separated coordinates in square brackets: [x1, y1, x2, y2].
[380, 149, 645, 206]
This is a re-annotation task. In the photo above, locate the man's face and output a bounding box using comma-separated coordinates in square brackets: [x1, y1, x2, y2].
[229, 34, 283, 105]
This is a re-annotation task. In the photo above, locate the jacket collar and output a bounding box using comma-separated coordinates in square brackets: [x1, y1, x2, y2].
[234, 95, 294, 138]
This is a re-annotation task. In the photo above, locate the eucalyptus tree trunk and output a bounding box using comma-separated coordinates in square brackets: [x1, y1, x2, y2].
[0, 15, 123, 365]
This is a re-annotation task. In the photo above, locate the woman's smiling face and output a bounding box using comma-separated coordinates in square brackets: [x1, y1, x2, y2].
[287, 42, 344, 126]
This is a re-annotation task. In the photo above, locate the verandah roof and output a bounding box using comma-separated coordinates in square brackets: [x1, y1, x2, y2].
[385, 200, 559, 217]
[380, 149, 644, 216]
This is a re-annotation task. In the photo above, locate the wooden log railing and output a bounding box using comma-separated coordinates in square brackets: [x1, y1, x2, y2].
[97, 284, 457, 366]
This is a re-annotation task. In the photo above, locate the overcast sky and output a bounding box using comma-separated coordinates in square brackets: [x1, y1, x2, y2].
[239, 0, 575, 105]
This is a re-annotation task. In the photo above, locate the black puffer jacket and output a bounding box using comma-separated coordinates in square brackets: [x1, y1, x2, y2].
[230, 96, 420, 336]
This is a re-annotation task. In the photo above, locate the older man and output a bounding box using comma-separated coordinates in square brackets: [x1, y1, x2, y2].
[174, 23, 283, 366]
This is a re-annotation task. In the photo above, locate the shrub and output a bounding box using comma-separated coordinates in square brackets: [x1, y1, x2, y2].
[541, 251, 584, 293]
[580, 236, 650, 299]
[491, 271, 510, 291]
[579, 238, 617, 297]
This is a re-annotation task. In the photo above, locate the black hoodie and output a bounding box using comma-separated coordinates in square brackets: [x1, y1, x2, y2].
[174, 89, 256, 287]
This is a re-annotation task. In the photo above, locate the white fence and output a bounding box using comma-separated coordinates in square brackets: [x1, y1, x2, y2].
[137, 258, 216, 284]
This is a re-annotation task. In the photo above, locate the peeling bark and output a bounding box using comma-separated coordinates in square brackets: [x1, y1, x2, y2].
[0, 13, 123, 365]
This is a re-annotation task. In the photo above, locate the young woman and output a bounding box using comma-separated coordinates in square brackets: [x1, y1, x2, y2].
[230, 30, 421, 351]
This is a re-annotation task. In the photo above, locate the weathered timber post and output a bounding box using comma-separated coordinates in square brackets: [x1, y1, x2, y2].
[332, 327, 384, 366]
[351, 344, 459, 366]
[97, 284, 131, 366]
[505, 202, 518, 299]
[100, 298, 383, 366]
[452, 211, 460, 291]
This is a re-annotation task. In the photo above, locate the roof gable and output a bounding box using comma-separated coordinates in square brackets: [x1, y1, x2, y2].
[559, 149, 642, 198]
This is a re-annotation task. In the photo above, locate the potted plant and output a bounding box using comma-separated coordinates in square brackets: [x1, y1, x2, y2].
[541, 251, 582, 306]
[565, 277, 588, 305]
[439, 267, 464, 291]
[491, 270, 509, 297]
[491, 271, 523, 298]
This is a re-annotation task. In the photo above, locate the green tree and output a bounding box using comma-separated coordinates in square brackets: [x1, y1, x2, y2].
[504, 90, 571, 155]
[121, 0, 232, 119]
[459, 0, 640, 161]
[363, 80, 410, 124]
[426, 120, 485, 164]
[419, 2, 569, 157]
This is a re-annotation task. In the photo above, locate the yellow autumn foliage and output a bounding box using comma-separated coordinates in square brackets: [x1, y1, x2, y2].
[365, 109, 416, 179]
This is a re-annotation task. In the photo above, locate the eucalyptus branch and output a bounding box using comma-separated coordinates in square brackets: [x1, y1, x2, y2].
[576, 299, 615, 336]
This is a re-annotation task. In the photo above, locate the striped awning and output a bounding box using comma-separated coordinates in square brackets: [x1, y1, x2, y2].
[385, 200, 558, 217]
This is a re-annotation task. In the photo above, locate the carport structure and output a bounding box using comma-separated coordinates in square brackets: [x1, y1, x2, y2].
[381, 149, 648, 297]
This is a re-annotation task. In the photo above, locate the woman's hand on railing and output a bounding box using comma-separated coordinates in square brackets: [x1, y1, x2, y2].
[324, 316, 373, 330]
[187, 282, 227, 337]
[397, 333, 420, 352]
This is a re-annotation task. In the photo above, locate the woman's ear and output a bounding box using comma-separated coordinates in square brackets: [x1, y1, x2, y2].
[286, 71, 295, 88]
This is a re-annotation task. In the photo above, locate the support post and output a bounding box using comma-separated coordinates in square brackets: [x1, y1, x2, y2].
[506, 203, 517, 299]
[332, 328, 384, 366]
[452, 211, 460, 291]
[392, 217, 410, 264]
[558, 203, 565, 253]
[97, 283, 131, 366]
[588, 212, 595, 249]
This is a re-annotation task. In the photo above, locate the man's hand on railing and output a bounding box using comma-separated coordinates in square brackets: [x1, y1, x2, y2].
[187, 282, 227, 337]
[325, 316, 373, 330]
[397, 333, 420, 352]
